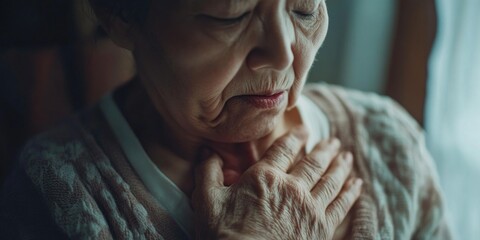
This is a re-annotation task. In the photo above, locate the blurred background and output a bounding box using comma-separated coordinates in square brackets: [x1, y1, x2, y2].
[0, 0, 479, 239]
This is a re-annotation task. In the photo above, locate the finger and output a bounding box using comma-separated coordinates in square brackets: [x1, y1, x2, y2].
[260, 126, 308, 172]
[325, 178, 363, 227]
[194, 152, 225, 191]
[289, 138, 341, 189]
[192, 152, 225, 210]
[311, 151, 354, 205]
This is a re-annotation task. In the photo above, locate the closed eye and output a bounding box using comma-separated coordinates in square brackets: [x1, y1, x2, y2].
[293, 10, 317, 21]
[201, 12, 251, 26]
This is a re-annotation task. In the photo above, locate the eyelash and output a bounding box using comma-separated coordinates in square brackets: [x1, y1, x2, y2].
[202, 8, 318, 27]
[293, 10, 318, 21]
[205, 12, 251, 26]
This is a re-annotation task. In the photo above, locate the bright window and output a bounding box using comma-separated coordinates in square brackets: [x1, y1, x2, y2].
[425, 0, 480, 239]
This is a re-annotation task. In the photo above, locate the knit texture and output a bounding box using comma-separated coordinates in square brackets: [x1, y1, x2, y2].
[0, 83, 451, 239]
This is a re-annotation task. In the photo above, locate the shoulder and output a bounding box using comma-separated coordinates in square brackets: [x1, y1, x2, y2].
[19, 105, 112, 173]
[19, 116, 91, 182]
[12, 109, 120, 238]
[305, 83, 426, 177]
[1, 113, 98, 238]
[304, 83, 422, 143]
[16, 114, 99, 215]
[305, 83, 449, 237]
[17, 105, 118, 197]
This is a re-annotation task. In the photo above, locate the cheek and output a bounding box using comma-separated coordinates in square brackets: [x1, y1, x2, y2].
[288, 16, 328, 108]
[165, 52, 244, 121]
[150, 24, 238, 91]
[287, 50, 310, 109]
[141, 28, 250, 129]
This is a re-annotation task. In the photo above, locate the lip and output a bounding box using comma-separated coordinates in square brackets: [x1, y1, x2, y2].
[239, 91, 286, 109]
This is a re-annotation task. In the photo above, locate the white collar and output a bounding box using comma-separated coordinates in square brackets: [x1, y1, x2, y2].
[100, 93, 195, 238]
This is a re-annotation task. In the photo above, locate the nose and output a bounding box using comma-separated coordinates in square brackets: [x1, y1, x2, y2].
[247, 13, 294, 72]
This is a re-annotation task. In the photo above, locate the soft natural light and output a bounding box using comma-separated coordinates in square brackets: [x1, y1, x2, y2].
[425, 0, 480, 239]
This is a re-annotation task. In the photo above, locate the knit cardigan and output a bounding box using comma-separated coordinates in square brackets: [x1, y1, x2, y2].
[0, 83, 451, 239]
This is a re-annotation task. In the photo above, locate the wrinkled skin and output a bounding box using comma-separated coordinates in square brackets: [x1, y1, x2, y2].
[94, 0, 363, 238]
[193, 127, 363, 239]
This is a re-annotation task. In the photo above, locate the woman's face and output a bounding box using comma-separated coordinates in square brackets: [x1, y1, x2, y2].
[133, 0, 328, 143]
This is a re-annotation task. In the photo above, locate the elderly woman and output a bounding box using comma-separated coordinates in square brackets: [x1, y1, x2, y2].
[1, 0, 450, 239]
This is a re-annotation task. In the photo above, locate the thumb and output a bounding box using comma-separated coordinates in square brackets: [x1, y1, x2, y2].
[192, 151, 225, 212]
[194, 151, 224, 191]
[192, 152, 224, 210]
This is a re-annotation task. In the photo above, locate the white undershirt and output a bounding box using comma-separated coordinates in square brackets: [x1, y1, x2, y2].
[100, 93, 330, 239]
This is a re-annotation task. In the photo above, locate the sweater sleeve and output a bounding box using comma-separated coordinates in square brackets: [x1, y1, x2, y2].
[378, 97, 452, 239]
[304, 83, 453, 238]
[411, 135, 452, 239]
[375, 96, 452, 239]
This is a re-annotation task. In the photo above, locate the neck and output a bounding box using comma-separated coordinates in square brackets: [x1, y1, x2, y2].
[116, 79, 301, 195]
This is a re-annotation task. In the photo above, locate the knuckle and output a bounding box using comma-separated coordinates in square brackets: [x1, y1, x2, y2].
[250, 165, 272, 178]
[298, 157, 326, 185]
[286, 182, 302, 195]
[284, 179, 302, 192]
[335, 195, 350, 213]
[328, 191, 357, 221]
[276, 140, 296, 159]
[262, 168, 279, 183]
[303, 154, 325, 172]
[264, 140, 297, 166]
[249, 165, 281, 187]
[300, 169, 316, 186]
[326, 208, 342, 227]
[283, 180, 306, 201]
[327, 200, 349, 226]
[321, 177, 339, 198]
[326, 173, 342, 188]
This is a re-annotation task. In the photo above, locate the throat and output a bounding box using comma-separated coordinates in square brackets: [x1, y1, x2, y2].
[115, 78, 304, 192]
[211, 142, 261, 186]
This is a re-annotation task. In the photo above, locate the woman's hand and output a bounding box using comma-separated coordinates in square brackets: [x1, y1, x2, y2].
[192, 127, 363, 240]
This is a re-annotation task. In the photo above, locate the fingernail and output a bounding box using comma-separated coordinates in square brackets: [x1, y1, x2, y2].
[347, 178, 356, 186]
[354, 178, 363, 188]
[292, 125, 307, 138]
[343, 152, 353, 163]
[329, 137, 340, 147]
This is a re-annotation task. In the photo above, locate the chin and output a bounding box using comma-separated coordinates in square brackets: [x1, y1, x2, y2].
[210, 114, 281, 143]
[201, 91, 290, 143]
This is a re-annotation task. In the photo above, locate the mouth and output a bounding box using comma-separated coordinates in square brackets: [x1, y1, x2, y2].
[238, 91, 286, 109]
[208, 90, 287, 126]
